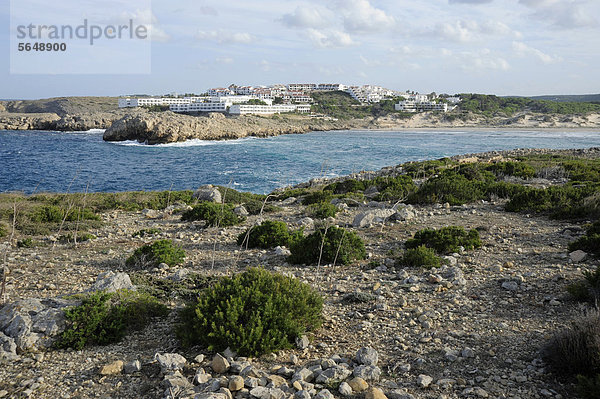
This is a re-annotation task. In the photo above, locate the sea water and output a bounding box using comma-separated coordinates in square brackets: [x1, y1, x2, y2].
[1, 129, 599, 194]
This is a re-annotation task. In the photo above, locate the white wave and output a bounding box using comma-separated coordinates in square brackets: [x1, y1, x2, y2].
[107, 136, 259, 148]
[85, 128, 106, 133]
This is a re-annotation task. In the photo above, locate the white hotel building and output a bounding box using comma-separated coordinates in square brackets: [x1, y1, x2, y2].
[395, 100, 448, 113]
[118, 97, 192, 108]
[229, 104, 311, 115]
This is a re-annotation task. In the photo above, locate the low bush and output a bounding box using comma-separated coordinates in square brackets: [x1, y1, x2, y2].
[576, 374, 600, 399]
[132, 228, 161, 238]
[17, 237, 34, 248]
[399, 245, 446, 269]
[57, 290, 168, 350]
[31, 205, 100, 223]
[486, 161, 536, 179]
[567, 266, 600, 302]
[237, 220, 301, 249]
[569, 221, 600, 257]
[308, 202, 338, 219]
[181, 202, 245, 227]
[177, 267, 323, 356]
[288, 226, 366, 265]
[58, 232, 96, 244]
[372, 175, 416, 202]
[407, 172, 486, 205]
[405, 226, 481, 254]
[126, 239, 185, 268]
[0, 223, 7, 238]
[301, 191, 334, 205]
[544, 309, 600, 378]
[131, 272, 213, 302]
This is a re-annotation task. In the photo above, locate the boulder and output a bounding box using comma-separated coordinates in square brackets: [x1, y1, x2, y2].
[570, 250, 587, 263]
[90, 271, 135, 293]
[155, 353, 187, 372]
[0, 331, 18, 360]
[356, 347, 379, 366]
[194, 185, 222, 203]
[0, 297, 76, 351]
[353, 209, 395, 228]
[100, 360, 124, 375]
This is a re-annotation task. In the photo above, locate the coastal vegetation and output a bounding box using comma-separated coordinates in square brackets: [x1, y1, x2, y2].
[458, 93, 600, 116]
[57, 290, 168, 350]
[181, 203, 245, 227]
[405, 226, 482, 254]
[288, 226, 366, 265]
[125, 239, 186, 269]
[177, 267, 323, 356]
[236, 220, 301, 249]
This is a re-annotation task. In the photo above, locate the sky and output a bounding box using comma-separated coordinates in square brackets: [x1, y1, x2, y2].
[1, 0, 599, 99]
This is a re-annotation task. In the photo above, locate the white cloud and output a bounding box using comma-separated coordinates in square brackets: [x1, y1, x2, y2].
[332, 0, 395, 33]
[196, 30, 254, 44]
[280, 5, 333, 29]
[307, 29, 356, 48]
[419, 19, 520, 42]
[519, 0, 598, 29]
[452, 49, 510, 71]
[118, 9, 171, 42]
[449, 0, 493, 3]
[512, 41, 561, 63]
[215, 56, 234, 64]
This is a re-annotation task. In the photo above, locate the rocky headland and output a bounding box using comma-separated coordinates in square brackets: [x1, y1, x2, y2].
[1, 148, 599, 398]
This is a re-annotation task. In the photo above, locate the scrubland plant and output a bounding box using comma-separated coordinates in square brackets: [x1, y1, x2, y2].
[177, 268, 323, 356]
[544, 309, 600, 398]
[288, 226, 366, 265]
[399, 245, 447, 269]
[569, 221, 600, 258]
[57, 290, 168, 350]
[405, 226, 481, 254]
[236, 220, 301, 249]
[181, 202, 244, 227]
[308, 202, 338, 219]
[126, 239, 185, 269]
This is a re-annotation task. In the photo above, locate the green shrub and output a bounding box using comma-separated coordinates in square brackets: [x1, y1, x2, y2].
[177, 267, 323, 356]
[17, 237, 34, 248]
[569, 221, 600, 257]
[132, 228, 161, 238]
[237, 221, 301, 249]
[567, 266, 600, 302]
[126, 239, 185, 268]
[57, 290, 168, 350]
[0, 223, 7, 238]
[325, 179, 366, 194]
[181, 202, 245, 227]
[399, 245, 447, 269]
[372, 175, 416, 202]
[577, 374, 600, 399]
[407, 172, 487, 205]
[405, 226, 481, 254]
[131, 272, 213, 303]
[31, 205, 100, 223]
[289, 226, 366, 265]
[302, 190, 334, 205]
[486, 161, 536, 179]
[544, 309, 600, 378]
[308, 202, 338, 219]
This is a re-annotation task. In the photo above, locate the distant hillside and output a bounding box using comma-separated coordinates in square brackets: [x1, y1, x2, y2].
[458, 93, 600, 115]
[528, 94, 600, 103]
[1, 96, 117, 116]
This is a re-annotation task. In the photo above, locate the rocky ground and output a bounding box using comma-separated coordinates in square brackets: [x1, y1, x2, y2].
[1, 157, 597, 398]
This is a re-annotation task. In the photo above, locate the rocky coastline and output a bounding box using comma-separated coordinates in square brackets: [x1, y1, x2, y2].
[2, 96, 600, 144]
[1, 147, 599, 398]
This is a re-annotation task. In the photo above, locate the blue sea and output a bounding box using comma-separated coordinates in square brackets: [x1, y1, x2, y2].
[1, 129, 599, 194]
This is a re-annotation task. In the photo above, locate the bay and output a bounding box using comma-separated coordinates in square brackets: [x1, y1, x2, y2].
[1, 129, 599, 194]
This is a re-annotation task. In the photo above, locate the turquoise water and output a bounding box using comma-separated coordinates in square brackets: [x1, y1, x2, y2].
[1, 129, 599, 194]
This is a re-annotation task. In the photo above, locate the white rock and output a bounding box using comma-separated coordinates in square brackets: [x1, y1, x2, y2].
[353, 209, 395, 228]
[155, 353, 187, 372]
[90, 271, 135, 293]
[193, 185, 222, 203]
[416, 374, 433, 388]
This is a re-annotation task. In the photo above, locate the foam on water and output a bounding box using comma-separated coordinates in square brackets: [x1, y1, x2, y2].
[108, 136, 259, 148]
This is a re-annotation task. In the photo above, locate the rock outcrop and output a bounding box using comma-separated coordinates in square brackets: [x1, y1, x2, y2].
[102, 111, 349, 144]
